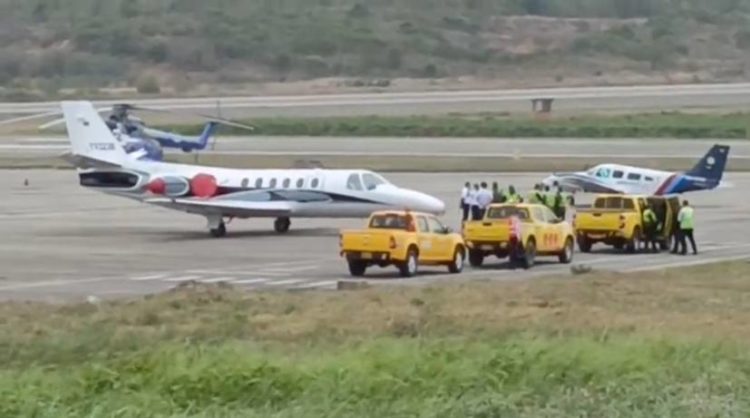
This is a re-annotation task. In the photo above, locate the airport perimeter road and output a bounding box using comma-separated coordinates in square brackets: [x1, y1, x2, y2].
[3, 83, 750, 118]
[2, 137, 750, 160]
[1, 170, 748, 302]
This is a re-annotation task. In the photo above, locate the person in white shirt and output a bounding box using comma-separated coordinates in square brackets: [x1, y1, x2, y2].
[476, 182, 494, 219]
[467, 184, 480, 220]
[460, 182, 470, 221]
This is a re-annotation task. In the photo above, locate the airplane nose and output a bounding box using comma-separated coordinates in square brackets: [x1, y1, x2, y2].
[410, 190, 446, 215]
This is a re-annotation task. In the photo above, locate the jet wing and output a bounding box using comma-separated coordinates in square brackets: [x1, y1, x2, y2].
[145, 196, 294, 218]
[144, 189, 339, 217]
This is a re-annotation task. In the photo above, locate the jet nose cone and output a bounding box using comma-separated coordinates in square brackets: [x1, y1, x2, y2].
[407, 190, 445, 215]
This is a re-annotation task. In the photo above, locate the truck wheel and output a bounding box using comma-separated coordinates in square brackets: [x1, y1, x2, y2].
[558, 237, 574, 264]
[626, 227, 642, 254]
[348, 260, 367, 277]
[577, 236, 592, 253]
[398, 248, 419, 277]
[468, 250, 484, 267]
[448, 246, 465, 273]
[521, 239, 536, 269]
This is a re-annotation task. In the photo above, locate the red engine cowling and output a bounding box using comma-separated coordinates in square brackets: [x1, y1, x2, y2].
[146, 173, 218, 198]
[189, 173, 218, 198]
[146, 175, 190, 197]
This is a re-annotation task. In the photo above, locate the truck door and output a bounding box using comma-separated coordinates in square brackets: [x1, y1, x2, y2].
[416, 216, 435, 261]
[427, 216, 451, 259]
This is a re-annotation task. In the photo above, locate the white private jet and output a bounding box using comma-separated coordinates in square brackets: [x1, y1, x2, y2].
[542, 144, 730, 196]
[60, 101, 445, 237]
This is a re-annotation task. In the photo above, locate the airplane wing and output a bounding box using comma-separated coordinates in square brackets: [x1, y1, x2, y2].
[145, 197, 294, 218]
[143, 189, 334, 218]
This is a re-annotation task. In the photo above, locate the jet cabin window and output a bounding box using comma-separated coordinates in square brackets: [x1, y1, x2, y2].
[296, 178, 304, 188]
[346, 173, 363, 191]
[255, 178, 263, 188]
[283, 178, 290, 188]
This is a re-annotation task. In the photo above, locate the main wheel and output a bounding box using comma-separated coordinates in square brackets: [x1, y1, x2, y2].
[468, 250, 484, 267]
[348, 260, 367, 277]
[398, 248, 419, 277]
[558, 237, 574, 264]
[447, 246, 465, 274]
[209, 222, 226, 238]
[577, 236, 592, 253]
[274, 217, 291, 233]
[521, 239, 536, 269]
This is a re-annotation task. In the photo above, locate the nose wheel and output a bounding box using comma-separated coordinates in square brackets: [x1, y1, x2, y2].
[209, 222, 226, 238]
[274, 217, 291, 233]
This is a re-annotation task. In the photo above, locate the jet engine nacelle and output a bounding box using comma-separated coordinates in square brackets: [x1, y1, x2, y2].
[146, 173, 218, 198]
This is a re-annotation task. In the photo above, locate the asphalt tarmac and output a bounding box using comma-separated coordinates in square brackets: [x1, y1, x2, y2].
[4, 83, 750, 118]
[1, 169, 748, 302]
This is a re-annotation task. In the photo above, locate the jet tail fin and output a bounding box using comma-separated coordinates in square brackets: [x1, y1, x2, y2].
[62, 101, 130, 167]
[685, 144, 730, 183]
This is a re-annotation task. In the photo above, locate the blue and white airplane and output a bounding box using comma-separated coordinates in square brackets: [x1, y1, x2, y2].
[542, 144, 730, 196]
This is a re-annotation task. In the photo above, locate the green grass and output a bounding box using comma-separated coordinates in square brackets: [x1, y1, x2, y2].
[3, 261, 750, 417]
[164, 111, 750, 139]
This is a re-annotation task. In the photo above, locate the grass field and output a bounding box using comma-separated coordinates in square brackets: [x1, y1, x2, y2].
[2, 261, 750, 417]
[164, 111, 750, 139]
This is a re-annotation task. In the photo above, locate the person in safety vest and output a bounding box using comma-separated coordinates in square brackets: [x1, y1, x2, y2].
[676, 200, 697, 255]
[642, 203, 659, 252]
[505, 185, 522, 203]
[527, 184, 545, 204]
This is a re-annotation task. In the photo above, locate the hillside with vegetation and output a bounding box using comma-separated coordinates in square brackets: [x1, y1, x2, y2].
[2, 0, 750, 98]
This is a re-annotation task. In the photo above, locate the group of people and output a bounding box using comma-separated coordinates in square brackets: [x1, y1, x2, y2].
[459, 182, 572, 221]
[641, 200, 698, 255]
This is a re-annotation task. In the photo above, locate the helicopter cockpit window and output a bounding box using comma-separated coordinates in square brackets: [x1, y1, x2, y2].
[346, 173, 363, 191]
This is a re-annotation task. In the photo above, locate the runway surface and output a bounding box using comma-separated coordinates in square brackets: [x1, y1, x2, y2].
[1, 170, 748, 302]
[4, 83, 750, 118]
[2, 136, 750, 160]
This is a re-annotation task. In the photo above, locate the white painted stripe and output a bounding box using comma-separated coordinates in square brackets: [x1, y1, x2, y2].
[129, 273, 171, 281]
[0, 277, 112, 291]
[187, 269, 291, 277]
[262, 265, 319, 273]
[163, 275, 202, 282]
[232, 278, 271, 285]
[624, 254, 750, 273]
[265, 279, 305, 286]
[294, 280, 338, 289]
[197, 277, 236, 283]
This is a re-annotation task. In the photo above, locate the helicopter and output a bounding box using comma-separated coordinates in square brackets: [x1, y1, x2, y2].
[0, 103, 255, 161]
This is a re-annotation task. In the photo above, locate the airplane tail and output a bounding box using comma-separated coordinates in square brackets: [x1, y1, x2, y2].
[61, 101, 131, 168]
[197, 121, 219, 148]
[685, 144, 730, 183]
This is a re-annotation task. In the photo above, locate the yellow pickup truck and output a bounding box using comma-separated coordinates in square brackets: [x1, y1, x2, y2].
[573, 194, 680, 253]
[463, 203, 575, 269]
[339, 210, 466, 277]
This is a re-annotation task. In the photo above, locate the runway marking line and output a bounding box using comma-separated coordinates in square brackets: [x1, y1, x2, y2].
[261, 265, 320, 273]
[232, 278, 271, 285]
[0, 277, 114, 291]
[294, 280, 338, 289]
[624, 254, 750, 273]
[265, 279, 305, 286]
[163, 275, 203, 282]
[196, 277, 236, 283]
[129, 273, 172, 281]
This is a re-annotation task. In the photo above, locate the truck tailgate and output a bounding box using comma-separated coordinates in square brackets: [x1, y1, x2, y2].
[340, 229, 394, 252]
[464, 220, 512, 243]
[575, 210, 626, 231]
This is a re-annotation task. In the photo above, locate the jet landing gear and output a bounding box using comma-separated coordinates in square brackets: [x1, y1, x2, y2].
[274, 217, 291, 233]
[207, 215, 228, 238]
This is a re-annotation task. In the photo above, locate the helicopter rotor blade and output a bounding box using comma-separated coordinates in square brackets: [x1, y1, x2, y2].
[117, 104, 255, 131]
[38, 107, 113, 130]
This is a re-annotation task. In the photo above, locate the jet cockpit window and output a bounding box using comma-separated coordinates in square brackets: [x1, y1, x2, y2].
[362, 173, 387, 190]
[346, 173, 363, 191]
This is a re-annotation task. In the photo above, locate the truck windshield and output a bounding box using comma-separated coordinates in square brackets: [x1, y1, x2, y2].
[486, 206, 530, 220]
[369, 214, 409, 229]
